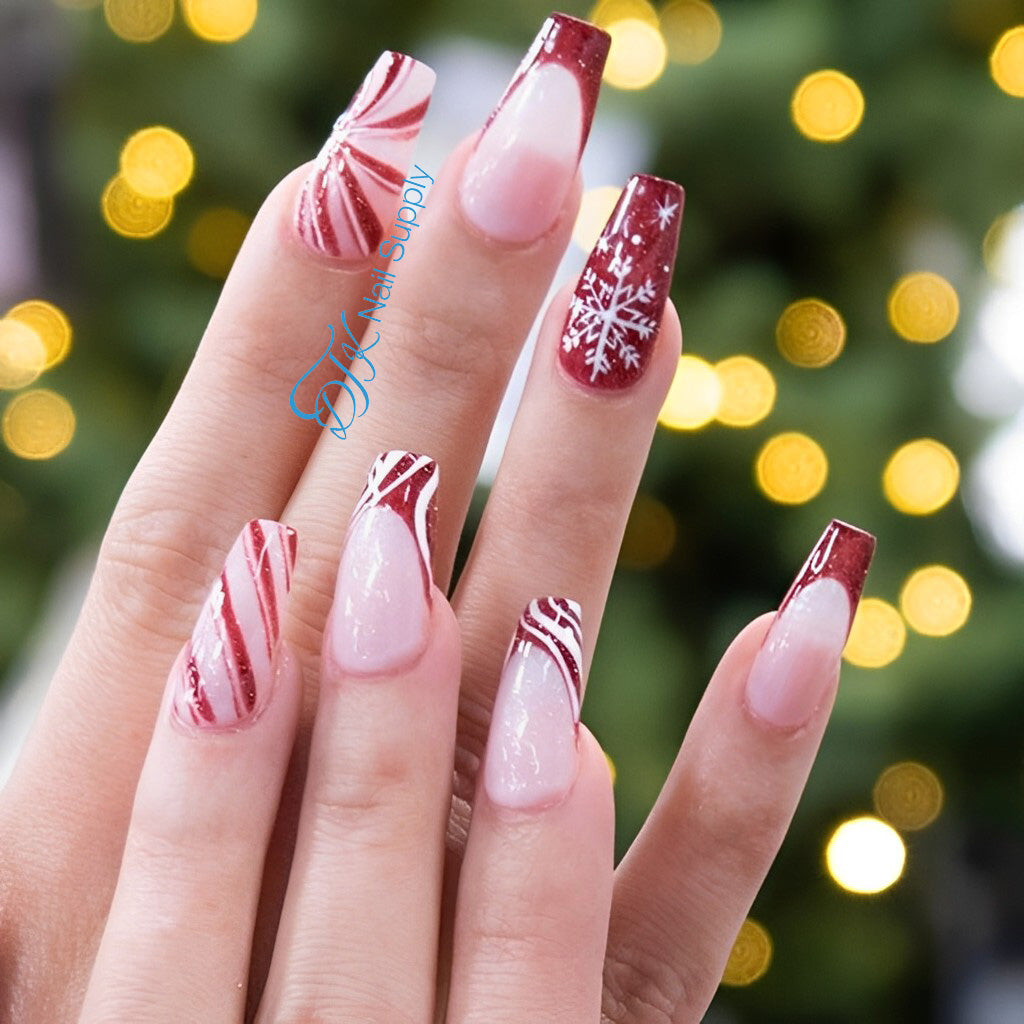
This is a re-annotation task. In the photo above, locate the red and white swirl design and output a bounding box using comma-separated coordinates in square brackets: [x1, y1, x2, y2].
[351, 450, 437, 596]
[511, 597, 583, 725]
[295, 51, 435, 260]
[173, 519, 297, 728]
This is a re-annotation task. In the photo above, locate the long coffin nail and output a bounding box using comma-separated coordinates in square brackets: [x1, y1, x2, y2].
[328, 450, 438, 675]
[483, 597, 584, 810]
[745, 519, 877, 730]
[295, 51, 435, 262]
[172, 519, 297, 729]
[560, 173, 684, 389]
[459, 14, 610, 244]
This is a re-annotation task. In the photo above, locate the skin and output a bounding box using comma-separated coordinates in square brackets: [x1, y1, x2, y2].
[0, 133, 845, 1023]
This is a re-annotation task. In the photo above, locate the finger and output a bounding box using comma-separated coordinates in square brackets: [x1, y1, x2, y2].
[449, 174, 684, 842]
[78, 521, 300, 1023]
[3, 50, 435, 959]
[601, 520, 876, 1024]
[446, 599, 614, 1024]
[256, 454, 461, 1024]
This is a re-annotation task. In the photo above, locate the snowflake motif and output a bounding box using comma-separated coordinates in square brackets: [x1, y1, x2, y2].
[653, 197, 679, 230]
[564, 240, 658, 381]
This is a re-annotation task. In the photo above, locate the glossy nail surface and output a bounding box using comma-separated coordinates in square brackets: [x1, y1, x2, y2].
[560, 173, 683, 389]
[745, 519, 876, 730]
[172, 519, 297, 729]
[484, 597, 583, 810]
[329, 450, 438, 675]
[459, 14, 609, 243]
[295, 51, 435, 262]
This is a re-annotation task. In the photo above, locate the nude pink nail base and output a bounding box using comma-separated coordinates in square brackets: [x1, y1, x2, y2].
[295, 51, 435, 262]
[328, 451, 438, 676]
[172, 519, 297, 730]
[458, 14, 610, 244]
[483, 597, 584, 810]
[744, 519, 876, 730]
[561, 173, 684, 389]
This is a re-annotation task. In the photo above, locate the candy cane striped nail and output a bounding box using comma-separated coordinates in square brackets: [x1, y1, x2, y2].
[484, 597, 585, 810]
[172, 519, 297, 729]
[295, 51, 435, 262]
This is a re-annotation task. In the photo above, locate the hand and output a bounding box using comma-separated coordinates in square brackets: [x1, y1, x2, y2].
[0, 14, 875, 1023]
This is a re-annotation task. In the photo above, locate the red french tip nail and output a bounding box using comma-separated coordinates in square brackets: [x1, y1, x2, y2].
[560, 173, 684, 389]
[779, 519, 877, 632]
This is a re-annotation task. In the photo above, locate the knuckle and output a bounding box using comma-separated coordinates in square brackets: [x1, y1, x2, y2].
[603, 939, 712, 1024]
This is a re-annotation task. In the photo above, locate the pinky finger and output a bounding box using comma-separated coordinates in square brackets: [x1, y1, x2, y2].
[78, 520, 301, 1024]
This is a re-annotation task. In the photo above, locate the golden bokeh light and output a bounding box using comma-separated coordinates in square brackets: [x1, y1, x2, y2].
[588, 0, 658, 28]
[181, 0, 258, 42]
[603, 18, 668, 90]
[120, 127, 194, 199]
[659, 354, 721, 430]
[882, 438, 959, 515]
[775, 298, 846, 367]
[101, 174, 174, 239]
[991, 26, 1024, 97]
[873, 762, 944, 831]
[572, 186, 623, 252]
[900, 565, 972, 637]
[843, 597, 906, 668]
[6, 299, 72, 369]
[619, 493, 677, 569]
[714, 355, 776, 427]
[186, 207, 251, 278]
[721, 918, 773, 987]
[755, 432, 828, 504]
[791, 70, 865, 142]
[0, 320, 46, 391]
[887, 271, 959, 343]
[103, 0, 174, 42]
[826, 816, 906, 895]
[2, 389, 76, 460]
[661, 0, 722, 65]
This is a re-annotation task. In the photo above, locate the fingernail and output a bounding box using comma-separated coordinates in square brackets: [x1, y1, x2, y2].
[295, 51, 435, 262]
[744, 519, 877, 730]
[483, 597, 584, 810]
[328, 450, 438, 675]
[459, 14, 609, 244]
[560, 173, 684, 389]
[172, 519, 298, 729]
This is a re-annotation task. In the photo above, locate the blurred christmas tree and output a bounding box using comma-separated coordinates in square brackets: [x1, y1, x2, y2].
[1, 0, 1024, 1020]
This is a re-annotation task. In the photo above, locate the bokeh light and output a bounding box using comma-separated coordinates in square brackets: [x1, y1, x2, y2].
[588, 0, 658, 28]
[603, 18, 668, 90]
[605, 752, 617, 784]
[714, 355, 776, 426]
[755, 432, 828, 504]
[103, 0, 174, 42]
[619, 493, 677, 569]
[120, 127, 194, 199]
[775, 298, 846, 367]
[873, 762, 944, 831]
[791, 70, 865, 142]
[883, 439, 960, 515]
[2, 389, 76, 460]
[661, 0, 722, 65]
[572, 186, 623, 252]
[181, 0, 258, 42]
[843, 597, 906, 668]
[0, 320, 46, 391]
[101, 175, 174, 239]
[721, 918, 773, 987]
[5, 300, 73, 369]
[659, 354, 721, 429]
[186, 208, 251, 278]
[900, 565, 972, 637]
[982, 206, 1024, 285]
[887, 272, 959, 343]
[826, 816, 906, 895]
[991, 26, 1024, 97]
